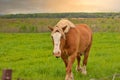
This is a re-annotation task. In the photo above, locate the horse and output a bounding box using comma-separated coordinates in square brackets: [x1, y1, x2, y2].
[48, 19, 92, 80]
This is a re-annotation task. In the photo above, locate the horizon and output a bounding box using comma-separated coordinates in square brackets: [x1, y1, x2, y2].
[0, 0, 120, 14]
[1, 12, 120, 15]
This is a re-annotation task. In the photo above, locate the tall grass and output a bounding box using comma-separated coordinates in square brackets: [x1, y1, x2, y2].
[0, 33, 120, 80]
[0, 18, 120, 33]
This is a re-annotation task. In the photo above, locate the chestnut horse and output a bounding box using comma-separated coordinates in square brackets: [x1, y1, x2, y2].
[48, 19, 92, 80]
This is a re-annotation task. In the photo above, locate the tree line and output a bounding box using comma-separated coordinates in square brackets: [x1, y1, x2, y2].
[0, 12, 120, 18]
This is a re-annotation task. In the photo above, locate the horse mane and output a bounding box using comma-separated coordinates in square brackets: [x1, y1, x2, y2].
[55, 19, 75, 33]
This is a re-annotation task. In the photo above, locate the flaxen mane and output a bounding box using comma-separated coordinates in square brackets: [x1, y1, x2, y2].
[55, 19, 75, 33]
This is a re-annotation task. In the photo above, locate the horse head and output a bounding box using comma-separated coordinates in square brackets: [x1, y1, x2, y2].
[48, 19, 75, 58]
[48, 26, 67, 58]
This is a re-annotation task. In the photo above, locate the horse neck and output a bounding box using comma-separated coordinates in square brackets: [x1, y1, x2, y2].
[60, 38, 66, 50]
[60, 28, 74, 51]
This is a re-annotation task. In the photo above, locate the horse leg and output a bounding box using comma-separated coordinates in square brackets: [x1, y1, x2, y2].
[65, 54, 76, 80]
[82, 44, 91, 75]
[61, 54, 68, 67]
[76, 54, 82, 72]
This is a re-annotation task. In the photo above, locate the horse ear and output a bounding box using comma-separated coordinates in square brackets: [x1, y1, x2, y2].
[62, 25, 67, 32]
[48, 26, 53, 31]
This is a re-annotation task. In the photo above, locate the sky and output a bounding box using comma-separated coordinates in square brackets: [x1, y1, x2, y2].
[0, 0, 120, 14]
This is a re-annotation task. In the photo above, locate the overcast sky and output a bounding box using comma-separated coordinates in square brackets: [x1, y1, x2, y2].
[0, 0, 120, 14]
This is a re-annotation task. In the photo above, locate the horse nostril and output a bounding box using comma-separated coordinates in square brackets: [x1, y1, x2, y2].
[58, 52, 61, 55]
[56, 56, 59, 58]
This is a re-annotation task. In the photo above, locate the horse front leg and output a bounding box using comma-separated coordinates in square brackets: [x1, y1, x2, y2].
[61, 54, 68, 67]
[65, 54, 76, 80]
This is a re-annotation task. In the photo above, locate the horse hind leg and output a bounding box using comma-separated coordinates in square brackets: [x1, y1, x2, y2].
[76, 53, 82, 72]
[82, 44, 92, 75]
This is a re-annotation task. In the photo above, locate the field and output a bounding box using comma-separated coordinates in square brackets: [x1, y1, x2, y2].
[0, 18, 120, 32]
[0, 32, 120, 80]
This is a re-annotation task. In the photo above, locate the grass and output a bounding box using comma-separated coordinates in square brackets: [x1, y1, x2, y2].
[0, 18, 120, 32]
[0, 32, 120, 80]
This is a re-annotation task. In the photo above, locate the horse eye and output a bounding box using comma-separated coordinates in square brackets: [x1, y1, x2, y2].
[61, 36, 63, 39]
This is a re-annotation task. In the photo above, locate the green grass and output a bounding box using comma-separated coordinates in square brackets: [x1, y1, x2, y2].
[0, 33, 120, 80]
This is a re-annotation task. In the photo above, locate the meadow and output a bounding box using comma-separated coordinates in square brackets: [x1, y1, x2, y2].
[0, 32, 120, 80]
[0, 18, 120, 33]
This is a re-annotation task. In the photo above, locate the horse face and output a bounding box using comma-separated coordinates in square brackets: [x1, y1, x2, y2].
[51, 32, 62, 58]
[48, 26, 67, 58]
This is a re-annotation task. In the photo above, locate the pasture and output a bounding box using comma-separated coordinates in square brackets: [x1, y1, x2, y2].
[0, 32, 120, 80]
[0, 18, 120, 33]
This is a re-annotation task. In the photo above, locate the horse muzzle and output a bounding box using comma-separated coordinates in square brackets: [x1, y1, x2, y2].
[53, 52, 61, 58]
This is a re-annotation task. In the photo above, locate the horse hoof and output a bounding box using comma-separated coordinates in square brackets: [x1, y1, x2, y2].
[65, 72, 74, 80]
[70, 72, 74, 80]
[81, 66, 87, 75]
[81, 70, 87, 75]
[65, 77, 74, 80]
[76, 66, 82, 72]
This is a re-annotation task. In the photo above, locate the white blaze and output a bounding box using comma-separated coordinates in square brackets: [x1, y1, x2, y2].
[52, 32, 62, 54]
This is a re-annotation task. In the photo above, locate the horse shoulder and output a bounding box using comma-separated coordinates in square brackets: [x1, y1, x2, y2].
[64, 28, 80, 55]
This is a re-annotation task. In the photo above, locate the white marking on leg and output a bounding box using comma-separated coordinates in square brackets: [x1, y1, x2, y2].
[76, 65, 82, 72]
[65, 74, 69, 80]
[65, 72, 74, 80]
[70, 72, 74, 80]
[81, 65, 87, 75]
